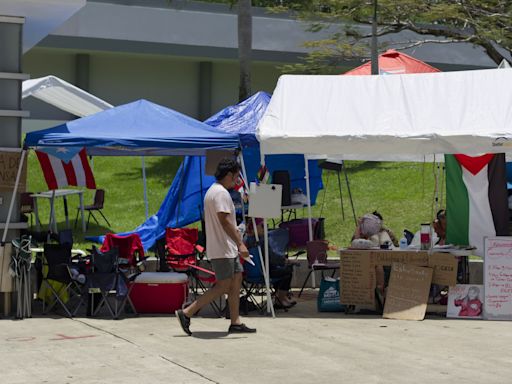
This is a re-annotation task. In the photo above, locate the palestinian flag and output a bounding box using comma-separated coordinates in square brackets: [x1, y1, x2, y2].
[445, 153, 509, 256]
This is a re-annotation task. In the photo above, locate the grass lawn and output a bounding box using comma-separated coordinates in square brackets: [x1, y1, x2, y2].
[27, 152, 443, 252]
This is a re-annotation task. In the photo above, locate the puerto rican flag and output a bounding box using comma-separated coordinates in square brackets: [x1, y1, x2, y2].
[36, 147, 96, 190]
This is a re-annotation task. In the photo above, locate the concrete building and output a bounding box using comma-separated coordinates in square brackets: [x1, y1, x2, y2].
[23, 0, 497, 131]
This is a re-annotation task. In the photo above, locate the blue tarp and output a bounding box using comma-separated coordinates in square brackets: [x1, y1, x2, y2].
[25, 99, 240, 156]
[97, 92, 323, 250]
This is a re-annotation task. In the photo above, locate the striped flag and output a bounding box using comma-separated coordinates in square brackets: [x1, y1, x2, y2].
[445, 153, 509, 256]
[257, 164, 271, 184]
[36, 148, 96, 190]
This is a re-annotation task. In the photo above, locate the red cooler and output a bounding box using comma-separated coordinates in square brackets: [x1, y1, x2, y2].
[129, 272, 188, 313]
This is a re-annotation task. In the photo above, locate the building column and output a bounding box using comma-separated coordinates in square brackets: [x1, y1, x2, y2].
[198, 61, 212, 121]
[0, 16, 30, 315]
[75, 53, 90, 91]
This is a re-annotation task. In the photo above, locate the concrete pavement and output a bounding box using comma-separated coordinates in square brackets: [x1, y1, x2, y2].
[0, 294, 511, 384]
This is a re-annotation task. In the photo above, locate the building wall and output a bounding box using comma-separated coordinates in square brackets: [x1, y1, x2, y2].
[22, 48, 285, 124]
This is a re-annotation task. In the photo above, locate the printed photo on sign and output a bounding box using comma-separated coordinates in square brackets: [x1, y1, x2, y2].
[447, 285, 483, 319]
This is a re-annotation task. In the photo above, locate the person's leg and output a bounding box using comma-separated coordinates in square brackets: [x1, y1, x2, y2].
[183, 278, 231, 318]
[228, 272, 243, 325]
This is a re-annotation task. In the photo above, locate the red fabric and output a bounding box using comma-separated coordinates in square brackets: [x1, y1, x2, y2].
[165, 228, 199, 255]
[101, 233, 144, 266]
[454, 298, 482, 317]
[343, 49, 440, 76]
[164, 228, 215, 282]
[454, 154, 494, 176]
[36, 148, 96, 190]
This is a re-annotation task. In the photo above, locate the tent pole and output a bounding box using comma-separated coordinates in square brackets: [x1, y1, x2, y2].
[142, 156, 149, 220]
[337, 170, 345, 221]
[175, 160, 186, 228]
[49, 190, 56, 234]
[239, 152, 274, 317]
[199, 156, 204, 212]
[2, 149, 26, 244]
[342, 161, 357, 226]
[304, 155, 313, 241]
[304, 155, 316, 289]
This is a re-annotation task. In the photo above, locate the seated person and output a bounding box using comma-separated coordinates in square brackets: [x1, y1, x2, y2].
[245, 218, 296, 309]
[433, 209, 447, 245]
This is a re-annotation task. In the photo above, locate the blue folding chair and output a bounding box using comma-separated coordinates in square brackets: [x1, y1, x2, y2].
[243, 228, 301, 312]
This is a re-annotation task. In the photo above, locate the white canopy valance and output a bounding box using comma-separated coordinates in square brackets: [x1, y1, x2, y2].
[257, 68, 512, 160]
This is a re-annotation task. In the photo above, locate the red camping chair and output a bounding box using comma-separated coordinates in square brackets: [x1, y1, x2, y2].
[165, 228, 221, 316]
[101, 233, 145, 268]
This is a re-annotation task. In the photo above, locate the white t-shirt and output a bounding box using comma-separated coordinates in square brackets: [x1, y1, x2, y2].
[204, 182, 238, 260]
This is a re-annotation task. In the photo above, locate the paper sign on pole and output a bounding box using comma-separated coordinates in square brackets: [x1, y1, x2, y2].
[248, 182, 282, 219]
[383, 263, 433, 321]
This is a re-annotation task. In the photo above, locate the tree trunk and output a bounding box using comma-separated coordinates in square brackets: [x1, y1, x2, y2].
[238, 0, 252, 102]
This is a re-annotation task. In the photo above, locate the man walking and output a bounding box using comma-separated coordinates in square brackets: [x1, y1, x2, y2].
[176, 158, 256, 335]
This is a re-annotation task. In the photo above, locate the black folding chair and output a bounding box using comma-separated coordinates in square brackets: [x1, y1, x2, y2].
[41, 243, 86, 317]
[87, 247, 138, 319]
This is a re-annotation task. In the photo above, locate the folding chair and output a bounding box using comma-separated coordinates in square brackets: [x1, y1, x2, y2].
[164, 227, 221, 316]
[298, 240, 339, 297]
[243, 228, 299, 313]
[75, 189, 111, 229]
[101, 233, 145, 268]
[87, 247, 138, 319]
[40, 243, 86, 317]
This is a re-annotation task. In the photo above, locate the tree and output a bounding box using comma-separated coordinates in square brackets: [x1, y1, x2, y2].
[278, 0, 512, 73]
[238, 0, 253, 101]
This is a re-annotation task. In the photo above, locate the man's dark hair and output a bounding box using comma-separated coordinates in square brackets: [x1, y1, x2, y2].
[215, 158, 240, 180]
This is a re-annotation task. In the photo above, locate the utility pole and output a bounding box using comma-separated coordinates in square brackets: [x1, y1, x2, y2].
[371, 0, 379, 75]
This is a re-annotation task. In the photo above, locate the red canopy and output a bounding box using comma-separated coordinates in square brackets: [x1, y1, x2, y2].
[343, 49, 440, 75]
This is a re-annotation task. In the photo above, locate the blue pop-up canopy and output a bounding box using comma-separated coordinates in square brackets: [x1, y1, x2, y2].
[24, 99, 240, 156]
[106, 92, 323, 250]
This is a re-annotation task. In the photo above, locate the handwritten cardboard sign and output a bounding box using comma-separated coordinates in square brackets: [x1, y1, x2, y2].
[0, 151, 26, 191]
[484, 237, 512, 320]
[428, 253, 458, 287]
[383, 263, 433, 321]
[340, 251, 375, 306]
[372, 250, 428, 267]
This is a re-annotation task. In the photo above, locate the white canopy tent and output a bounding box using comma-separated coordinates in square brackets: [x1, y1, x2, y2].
[255, 68, 512, 307]
[257, 68, 512, 159]
[22, 75, 113, 117]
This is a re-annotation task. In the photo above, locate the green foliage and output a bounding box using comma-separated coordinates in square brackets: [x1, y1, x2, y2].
[271, 0, 512, 74]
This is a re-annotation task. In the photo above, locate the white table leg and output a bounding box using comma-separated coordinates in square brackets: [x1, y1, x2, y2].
[79, 192, 86, 232]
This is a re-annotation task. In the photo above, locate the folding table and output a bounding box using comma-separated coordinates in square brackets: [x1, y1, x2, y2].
[31, 189, 86, 233]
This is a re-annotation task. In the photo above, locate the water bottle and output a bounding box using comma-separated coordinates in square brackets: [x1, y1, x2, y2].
[399, 237, 408, 249]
